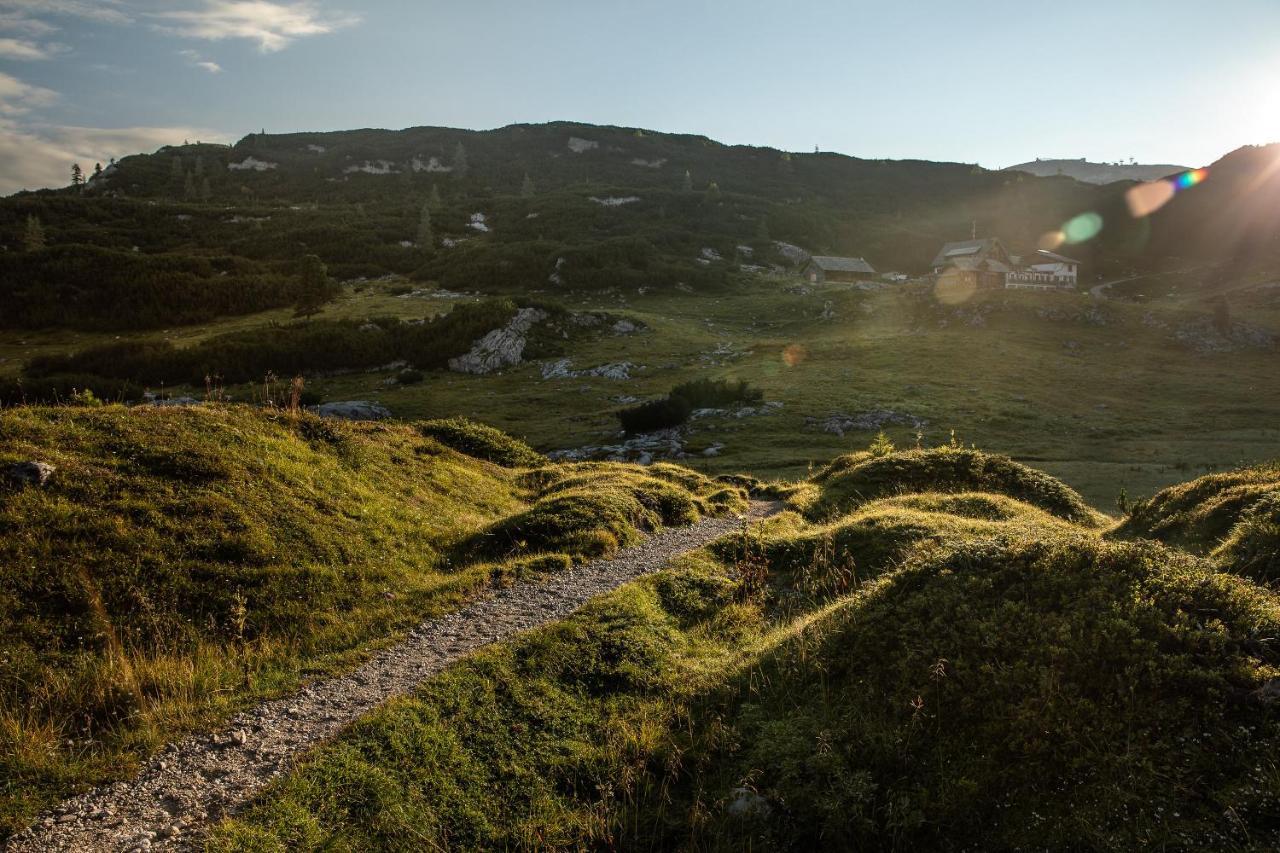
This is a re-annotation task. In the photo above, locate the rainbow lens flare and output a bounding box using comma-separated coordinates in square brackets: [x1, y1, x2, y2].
[1173, 168, 1209, 190]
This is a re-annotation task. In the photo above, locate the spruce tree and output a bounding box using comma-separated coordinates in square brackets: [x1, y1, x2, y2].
[93, 162, 103, 180]
[521, 173, 535, 197]
[428, 183, 443, 211]
[194, 155, 205, 177]
[682, 169, 693, 192]
[184, 171, 196, 200]
[451, 142, 469, 178]
[200, 177, 212, 201]
[417, 202, 434, 247]
[171, 156, 183, 179]
[294, 254, 335, 320]
[70, 163, 84, 187]
[23, 215, 46, 252]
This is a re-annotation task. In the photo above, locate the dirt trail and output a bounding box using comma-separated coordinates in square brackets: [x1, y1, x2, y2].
[6, 501, 779, 853]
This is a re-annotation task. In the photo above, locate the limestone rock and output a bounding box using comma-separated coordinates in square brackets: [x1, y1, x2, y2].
[307, 401, 392, 421]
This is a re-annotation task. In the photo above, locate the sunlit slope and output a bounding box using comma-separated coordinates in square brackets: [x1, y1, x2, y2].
[211, 447, 1280, 851]
[0, 405, 744, 835]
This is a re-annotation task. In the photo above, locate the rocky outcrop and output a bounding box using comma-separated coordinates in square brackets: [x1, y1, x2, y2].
[448, 308, 549, 375]
[307, 401, 392, 420]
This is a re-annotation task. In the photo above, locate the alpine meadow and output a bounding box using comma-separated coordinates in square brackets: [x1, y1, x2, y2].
[1, 2, 1279, 851]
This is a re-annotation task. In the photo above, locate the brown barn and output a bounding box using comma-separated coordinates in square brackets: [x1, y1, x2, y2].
[801, 255, 877, 284]
[931, 238, 1013, 289]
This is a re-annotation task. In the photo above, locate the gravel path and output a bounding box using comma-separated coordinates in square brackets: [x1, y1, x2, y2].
[7, 501, 778, 853]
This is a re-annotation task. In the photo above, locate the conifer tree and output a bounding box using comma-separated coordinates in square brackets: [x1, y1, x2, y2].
[184, 171, 196, 199]
[71, 163, 84, 188]
[417, 202, 434, 247]
[451, 142, 469, 178]
[23, 215, 45, 252]
[194, 155, 205, 177]
[93, 162, 103, 180]
[200, 177, 212, 201]
[171, 156, 183, 179]
[428, 183, 443, 211]
[294, 254, 336, 320]
[705, 180, 721, 201]
[521, 173, 535, 197]
[682, 169, 693, 192]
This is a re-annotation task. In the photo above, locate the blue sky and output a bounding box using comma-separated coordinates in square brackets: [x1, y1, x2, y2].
[1, 0, 1279, 194]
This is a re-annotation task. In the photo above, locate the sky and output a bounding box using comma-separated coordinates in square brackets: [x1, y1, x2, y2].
[1, 0, 1279, 194]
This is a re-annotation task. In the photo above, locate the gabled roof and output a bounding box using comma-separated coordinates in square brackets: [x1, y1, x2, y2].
[931, 238, 1006, 269]
[1029, 249, 1081, 265]
[807, 255, 876, 274]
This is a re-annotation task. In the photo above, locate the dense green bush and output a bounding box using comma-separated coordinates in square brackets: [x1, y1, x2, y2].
[617, 378, 763, 435]
[0, 245, 302, 330]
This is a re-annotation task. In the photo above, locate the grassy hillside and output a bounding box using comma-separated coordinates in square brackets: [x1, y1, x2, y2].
[0, 405, 745, 835]
[208, 445, 1280, 851]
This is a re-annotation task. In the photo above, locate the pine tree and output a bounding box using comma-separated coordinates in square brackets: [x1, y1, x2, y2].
[428, 183, 443, 211]
[417, 202, 434, 247]
[23, 215, 46, 252]
[92, 162, 103, 180]
[704, 181, 721, 201]
[184, 171, 196, 199]
[194, 155, 205, 177]
[200, 177, 212, 201]
[171, 156, 183, 179]
[294, 254, 335, 320]
[521, 173, 535, 197]
[451, 142, 469, 178]
[70, 163, 84, 187]
[682, 169, 693, 192]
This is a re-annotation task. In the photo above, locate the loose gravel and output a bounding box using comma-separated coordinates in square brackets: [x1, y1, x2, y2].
[6, 501, 778, 853]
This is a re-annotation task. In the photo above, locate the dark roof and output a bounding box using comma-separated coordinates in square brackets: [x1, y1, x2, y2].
[1029, 249, 1081, 265]
[931, 238, 1006, 269]
[807, 255, 876, 274]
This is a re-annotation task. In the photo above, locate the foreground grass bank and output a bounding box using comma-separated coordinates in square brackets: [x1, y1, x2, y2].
[0, 405, 744, 836]
[210, 447, 1280, 851]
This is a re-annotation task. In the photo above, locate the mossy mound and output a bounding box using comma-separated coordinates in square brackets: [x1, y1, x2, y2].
[737, 492, 1074, 598]
[416, 417, 546, 468]
[1214, 491, 1280, 583]
[470, 464, 746, 561]
[1118, 463, 1280, 551]
[675, 535, 1280, 851]
[809, 448, 1098, 525]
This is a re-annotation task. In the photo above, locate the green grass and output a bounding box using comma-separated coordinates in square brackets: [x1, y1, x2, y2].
[207, 452, 1280, 851]
[0, 405, 741, 836]
[13, 273, 1279, 511]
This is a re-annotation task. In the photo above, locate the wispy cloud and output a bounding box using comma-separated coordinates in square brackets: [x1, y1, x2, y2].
[179, 48, 223, 73]
[154, 1, 360, 53]
[0, 120, 231, 195]
[0, 71, 58, 115]
[0, 1, 132, 26]
[0, 36, 68, 60]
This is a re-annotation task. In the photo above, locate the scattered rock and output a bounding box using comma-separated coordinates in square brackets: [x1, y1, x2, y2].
[567, 136, 598, 153]
[7, 461, 55, 487]
[548, 428, 686, 463]
[726, 787, 771, 818]
[589, 196, 640, 206]
[806, 410, 926, 436]
[540, 359, 637, 380]
[1253, 679, 1280, 705]
[307, 401, 392, 421]
[611, 319, 640, 335]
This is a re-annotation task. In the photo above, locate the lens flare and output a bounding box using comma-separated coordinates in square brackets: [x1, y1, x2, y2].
[1174, 168, 1208, 190]
[1038, 229, 1066, 250]
[1062, 212, 1103, 244]
[782, 343, 807, 367]
[1125, 167, 1209, 217]
[934, 271, 976, 305]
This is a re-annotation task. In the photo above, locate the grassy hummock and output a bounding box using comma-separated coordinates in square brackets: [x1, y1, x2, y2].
[207, 451, 1280, 851]
[0, 404, 738, 836]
